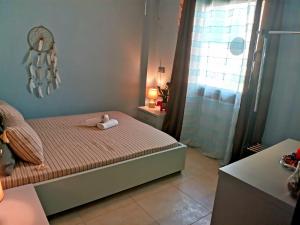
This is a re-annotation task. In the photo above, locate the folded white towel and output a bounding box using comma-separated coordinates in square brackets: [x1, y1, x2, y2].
[85, 117, 102, 126]
[97, 119, 119, 130]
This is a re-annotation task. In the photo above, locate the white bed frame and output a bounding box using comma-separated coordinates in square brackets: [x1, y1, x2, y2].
[34, 143, 186, 216]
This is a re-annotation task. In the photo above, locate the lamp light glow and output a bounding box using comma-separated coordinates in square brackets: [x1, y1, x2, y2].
[147, 88, 158, 108]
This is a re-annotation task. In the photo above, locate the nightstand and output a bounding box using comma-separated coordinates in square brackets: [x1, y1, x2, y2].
[0, 184, 49, 225]
[137, 106, 166, 130]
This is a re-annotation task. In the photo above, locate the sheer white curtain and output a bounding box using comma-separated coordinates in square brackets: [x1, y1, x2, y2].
[181, 0, 256, 165]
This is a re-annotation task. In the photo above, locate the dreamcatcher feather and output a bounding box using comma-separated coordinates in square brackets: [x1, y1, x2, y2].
[23, 26, 62, 98]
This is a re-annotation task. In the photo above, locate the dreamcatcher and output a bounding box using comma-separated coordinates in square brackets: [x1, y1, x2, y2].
[23, 25, 61, 98]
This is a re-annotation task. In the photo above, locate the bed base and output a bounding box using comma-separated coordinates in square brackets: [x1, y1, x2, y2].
[34, 143, 187, 216]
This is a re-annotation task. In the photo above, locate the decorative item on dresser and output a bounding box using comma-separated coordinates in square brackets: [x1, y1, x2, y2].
[287, 161, 300, 198]
[147, 88, 158, 108]
[157, 82, 170, 112]
[0, 184, 49, 225]
[137, 106, 166, 130]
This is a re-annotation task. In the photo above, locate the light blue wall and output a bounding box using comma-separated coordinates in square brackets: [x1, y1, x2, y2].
[0, 0, 145, 119]
[262, 0, 300, 146]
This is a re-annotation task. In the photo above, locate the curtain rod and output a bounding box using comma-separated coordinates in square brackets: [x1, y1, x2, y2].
[258, 30, 300, 35]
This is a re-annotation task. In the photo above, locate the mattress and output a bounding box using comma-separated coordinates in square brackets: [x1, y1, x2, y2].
[2, 111, 178, 189]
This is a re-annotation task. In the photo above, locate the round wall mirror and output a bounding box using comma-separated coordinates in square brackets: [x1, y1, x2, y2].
[229, 37, 245, 56]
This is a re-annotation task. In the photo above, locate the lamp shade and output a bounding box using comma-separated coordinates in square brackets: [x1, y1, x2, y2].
[0, 181, 3, 202]
[148, 88, 158, 100]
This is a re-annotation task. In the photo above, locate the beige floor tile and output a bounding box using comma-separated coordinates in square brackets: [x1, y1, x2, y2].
[175, 173, 217, 193]
[184, 167, 218, 179]
[128, 178, 172, 201]
[177, 168, 218, 187]
[134, 186, 209, 225]
[195, 173, 218, 189]
[183, 151, 219, 181]
[172, 172, 217, 211]
[85, 202, 157, 225]
[159, 171, 190, 183]
[78, 192, 134, 221]
[199, 193, 216, 211]
[172, 177, 217, 209]
[48, 210, 83, 225]
[192, 213, 212, 225]
[49, 219, 74, 225]
[186, 149, 219, 171]
[157, 207, 210, 225]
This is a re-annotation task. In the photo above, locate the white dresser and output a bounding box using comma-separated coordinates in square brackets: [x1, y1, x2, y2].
[137, 106, 166, 130]
[212, 139, 298, 225]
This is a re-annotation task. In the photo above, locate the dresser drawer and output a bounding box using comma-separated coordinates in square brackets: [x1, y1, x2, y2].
[137, 109, 164, 130]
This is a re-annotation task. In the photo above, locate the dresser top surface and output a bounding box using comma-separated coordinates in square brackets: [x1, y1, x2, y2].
[138, 106, 166, 117]
[221, 139, 299, 207]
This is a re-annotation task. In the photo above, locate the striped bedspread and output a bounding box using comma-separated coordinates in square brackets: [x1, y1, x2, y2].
[2, 111, 178, 189]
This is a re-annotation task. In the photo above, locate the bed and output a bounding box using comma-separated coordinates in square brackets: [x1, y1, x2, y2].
[2, 111, 186, 216]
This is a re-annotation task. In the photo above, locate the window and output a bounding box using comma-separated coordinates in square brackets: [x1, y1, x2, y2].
[189, 0, 256, 93]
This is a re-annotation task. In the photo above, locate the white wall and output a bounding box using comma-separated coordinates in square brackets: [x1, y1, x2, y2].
[146, 0, 180, 90]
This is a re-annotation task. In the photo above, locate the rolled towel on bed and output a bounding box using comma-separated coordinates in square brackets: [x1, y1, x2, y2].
[85, 117, 102, 127]
[97, 119, 119, 130]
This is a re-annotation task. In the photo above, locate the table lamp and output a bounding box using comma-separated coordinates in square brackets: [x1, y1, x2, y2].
[148, 88, 158, 108]
[0, 180, 3, 202]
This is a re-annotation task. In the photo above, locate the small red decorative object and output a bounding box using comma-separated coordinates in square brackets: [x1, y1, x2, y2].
[156, 100, 167, 111]
[296, 148, 300, 160]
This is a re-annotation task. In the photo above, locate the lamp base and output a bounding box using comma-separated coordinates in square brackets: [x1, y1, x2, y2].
[148, 102, 156, 108]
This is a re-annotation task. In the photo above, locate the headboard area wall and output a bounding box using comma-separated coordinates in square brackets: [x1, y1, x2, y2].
[0, 0, 146, 119]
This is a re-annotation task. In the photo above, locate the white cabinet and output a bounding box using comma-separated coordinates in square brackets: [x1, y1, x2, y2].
[137, 106, 166, 130]
[211, 139, 298, 225]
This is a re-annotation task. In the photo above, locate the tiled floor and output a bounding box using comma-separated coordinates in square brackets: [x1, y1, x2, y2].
[48, 148, 219, 225]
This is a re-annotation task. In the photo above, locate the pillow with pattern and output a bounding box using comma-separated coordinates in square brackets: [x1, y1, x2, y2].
[0, 100, 24, 127]
[6, 121, 44, 165]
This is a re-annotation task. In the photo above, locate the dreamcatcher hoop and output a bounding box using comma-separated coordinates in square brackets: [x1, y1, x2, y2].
[27, 26, 54, 53]
[23, 25, 62, 98]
